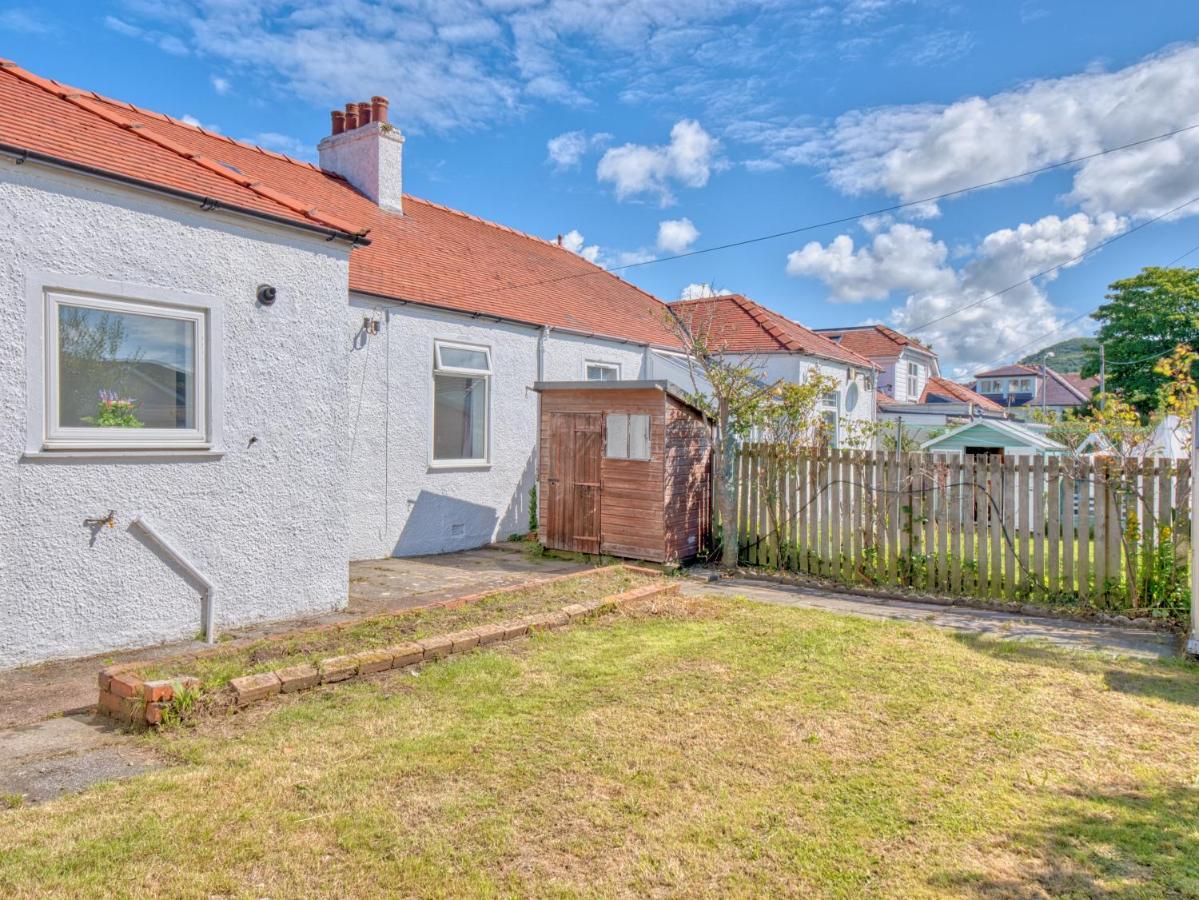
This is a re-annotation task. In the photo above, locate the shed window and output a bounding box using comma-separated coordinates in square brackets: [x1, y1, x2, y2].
[44, 292, 207, 449]
[586, 362, 620, 381]
[433, 340, 490, 464]
[606, 413, 650, 460]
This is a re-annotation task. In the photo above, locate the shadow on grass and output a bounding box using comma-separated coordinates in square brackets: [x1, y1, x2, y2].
[947, 631, 1199, 709]
[932, 783, 1199, 897]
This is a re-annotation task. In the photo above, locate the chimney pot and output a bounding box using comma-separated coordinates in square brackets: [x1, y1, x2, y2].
[344, 103, 359, 130]
[357, 101, 372, 126]
[371, 96, 389, 123]
[330, 110, 345, 135]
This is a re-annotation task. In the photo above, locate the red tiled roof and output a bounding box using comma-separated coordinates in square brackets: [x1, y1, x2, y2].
[669, 294, 879, 369]
[0, 60, 683, 348]
[974, 364, 1038, 378]
[0, 60, 367, 239]
[920, 377, 1005, 412]
[813, 324, 935, 360]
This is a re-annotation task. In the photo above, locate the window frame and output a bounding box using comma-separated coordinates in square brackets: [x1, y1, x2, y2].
[25, 273, 223, 456]
[584, 360, 621, 381]
[430, 339, 492, 468]
[906, 361, 919, 398]
[604, 412, 651, 461]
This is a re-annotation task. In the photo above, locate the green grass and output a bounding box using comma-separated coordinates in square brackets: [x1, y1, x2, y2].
[3, 595, 1198, 897]
[136, 568, 655, 691]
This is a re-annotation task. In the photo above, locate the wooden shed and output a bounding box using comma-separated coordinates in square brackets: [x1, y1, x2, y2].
[534, 381, 712, 563]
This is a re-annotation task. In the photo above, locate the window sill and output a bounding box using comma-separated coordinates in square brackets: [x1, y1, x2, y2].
[427, 460, 492, 472]
[22, 447, 226, 461]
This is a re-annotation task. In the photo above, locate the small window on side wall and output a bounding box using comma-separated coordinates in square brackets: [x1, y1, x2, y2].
[586, 362, 620, 381]
[605, 413, 650, 460]
[432, 340, 491, 464]
[44, 291, 209, 450]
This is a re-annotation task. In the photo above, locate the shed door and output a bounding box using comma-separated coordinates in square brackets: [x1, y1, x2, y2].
[544, 412, 602, 553]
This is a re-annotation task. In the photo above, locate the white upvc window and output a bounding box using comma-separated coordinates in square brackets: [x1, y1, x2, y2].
[605, 413, 650, 460]
[33, 284, 219, 452]
[432, 340, 491, 465]
[906, 361, 919, 398]
[821, 390, 839, 410]
[585, 361, 621, 381]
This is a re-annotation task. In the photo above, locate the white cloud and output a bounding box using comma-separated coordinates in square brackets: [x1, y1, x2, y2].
[788, 213, 1125, 374]
[104, 14, 188, 55]
[597, 119, 720, 204]
[679, 282, 729, 300]
[545, 130, 611, 169]
[179, 113, 220, 132]
[804, 43, 1199, 221]
[245, 132, 313, 160]
[656, 217, 700, 254]
[561, 229, 601, 264]
[785, 223, 956, 302]
[0, 8, 52, 34]
[210, 75, 231, 95]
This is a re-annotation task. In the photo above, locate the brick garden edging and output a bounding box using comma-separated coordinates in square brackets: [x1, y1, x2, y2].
[97, 574, 678, 728]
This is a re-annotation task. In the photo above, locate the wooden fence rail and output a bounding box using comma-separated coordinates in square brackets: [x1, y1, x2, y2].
[731, 446, 1192, 612]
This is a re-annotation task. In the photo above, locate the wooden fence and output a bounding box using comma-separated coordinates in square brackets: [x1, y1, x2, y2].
[732, 446, 1192, 611]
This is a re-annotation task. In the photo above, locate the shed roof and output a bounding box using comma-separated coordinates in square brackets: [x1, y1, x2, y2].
[920, 418, 1067, 452]
[532, 380, 710, 419]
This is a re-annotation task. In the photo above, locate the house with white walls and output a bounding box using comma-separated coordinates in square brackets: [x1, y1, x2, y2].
[814, 324, 939, 404]
[668, 294, 879, 445]
[0, 59, 694, 667]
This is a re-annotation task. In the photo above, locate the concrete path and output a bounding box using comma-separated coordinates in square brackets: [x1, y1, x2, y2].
[685, 577, 1183, 660]
[0, 545, 586, 804]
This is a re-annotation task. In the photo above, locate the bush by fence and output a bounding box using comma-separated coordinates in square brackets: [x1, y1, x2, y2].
[732, 446, 1191, 618]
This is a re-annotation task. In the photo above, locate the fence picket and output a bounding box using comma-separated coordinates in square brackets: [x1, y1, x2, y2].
[1077, 458, 1091, 604]
[1046, 456, 1059, 599]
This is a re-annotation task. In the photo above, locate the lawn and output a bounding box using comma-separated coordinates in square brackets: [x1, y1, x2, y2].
[3, 593, 1198, 897]
[134, 567, 657, 692]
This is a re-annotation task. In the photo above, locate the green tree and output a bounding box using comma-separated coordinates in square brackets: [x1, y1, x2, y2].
[1085, 267, 1199, 414]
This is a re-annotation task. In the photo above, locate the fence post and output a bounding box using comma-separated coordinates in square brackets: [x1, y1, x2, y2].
[1187, 408, 1199, 657]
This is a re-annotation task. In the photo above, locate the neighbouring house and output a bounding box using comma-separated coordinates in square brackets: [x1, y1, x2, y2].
[0, 60, 694, 668]
[920, 418, 1068, 458]
[814, 324, 939, 404]
[875, 376, 1008, 446]
[1077, 414, 1191, 461]
[668, 294, 879, 447]
[970, 364, 1098, 419]
[534, 381, 712, 563]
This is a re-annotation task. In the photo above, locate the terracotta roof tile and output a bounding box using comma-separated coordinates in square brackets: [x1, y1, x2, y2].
[669, 295, 879, 369]
[0, 60, 683, 348]
[814, 324, 935, 360]
[920, 377, 1005, 412]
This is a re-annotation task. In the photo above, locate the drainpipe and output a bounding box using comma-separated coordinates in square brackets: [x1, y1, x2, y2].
[131, 514, 216, 644]
[1188, 407, 1199, 657]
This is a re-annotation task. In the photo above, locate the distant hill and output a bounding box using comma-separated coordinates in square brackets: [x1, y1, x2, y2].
[1019, 337, 1098, 373]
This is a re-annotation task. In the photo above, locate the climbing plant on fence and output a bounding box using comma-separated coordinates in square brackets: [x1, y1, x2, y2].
[731, 445, 1192, 619]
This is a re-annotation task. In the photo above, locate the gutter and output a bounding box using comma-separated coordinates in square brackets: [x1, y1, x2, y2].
[0, 142, 371, 247]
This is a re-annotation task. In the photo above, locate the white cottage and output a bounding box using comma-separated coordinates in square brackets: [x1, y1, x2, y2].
[0, 60, 689, 667]
[668, 294, 879, 445]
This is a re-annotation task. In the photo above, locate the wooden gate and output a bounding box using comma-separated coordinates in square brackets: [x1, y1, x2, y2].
[543, 412, 602, 553]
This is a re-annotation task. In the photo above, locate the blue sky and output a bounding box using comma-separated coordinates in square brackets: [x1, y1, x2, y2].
[6, 1, 1199, 376]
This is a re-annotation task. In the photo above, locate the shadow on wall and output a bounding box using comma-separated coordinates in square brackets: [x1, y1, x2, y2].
[500, 451, 537, 539]
[392, 491, 499, 557]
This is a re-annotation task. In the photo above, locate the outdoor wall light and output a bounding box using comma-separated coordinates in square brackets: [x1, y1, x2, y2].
[257, 284, 277, 306]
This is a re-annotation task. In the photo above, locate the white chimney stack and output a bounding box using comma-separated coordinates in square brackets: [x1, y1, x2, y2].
[318, 96, 404, 215]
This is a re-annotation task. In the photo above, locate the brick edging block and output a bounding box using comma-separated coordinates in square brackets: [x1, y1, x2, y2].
[101, 568, 675, 725]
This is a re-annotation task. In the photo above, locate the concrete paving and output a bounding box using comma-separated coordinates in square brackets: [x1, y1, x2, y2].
[685, 577, 1184, 660]
[0, 545, 587, 804]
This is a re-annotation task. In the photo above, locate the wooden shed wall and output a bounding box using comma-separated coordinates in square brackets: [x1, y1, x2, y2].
[538, 388, 667, 561]
[663, 396, 712, 562]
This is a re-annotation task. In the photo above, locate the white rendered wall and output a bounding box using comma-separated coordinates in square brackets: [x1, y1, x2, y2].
[0, 161, 352, 669]
[346, 296, 650, 559]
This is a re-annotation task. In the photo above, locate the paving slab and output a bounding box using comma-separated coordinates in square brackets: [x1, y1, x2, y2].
[685, 578, 1183, 660]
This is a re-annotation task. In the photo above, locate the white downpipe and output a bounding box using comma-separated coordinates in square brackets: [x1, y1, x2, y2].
[1189, 408, 1199, 657]
[131, 514, 216, 644]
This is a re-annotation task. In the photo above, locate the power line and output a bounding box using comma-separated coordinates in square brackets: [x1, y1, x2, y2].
[905, 192, 1199, 335]
[973, 238, 1199, 371]
[418, 119, 1199, 310]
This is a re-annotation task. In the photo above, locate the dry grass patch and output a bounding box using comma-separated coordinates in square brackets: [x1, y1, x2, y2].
[133, 568, 657, 692]
[2, 596, 1198, 897]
